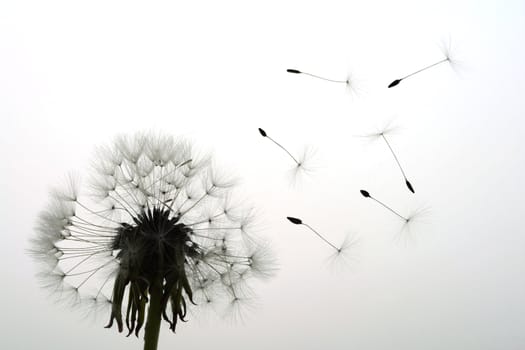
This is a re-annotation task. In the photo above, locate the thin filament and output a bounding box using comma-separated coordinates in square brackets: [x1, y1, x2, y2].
[266, 136, 300, 165]
[381, 134, 408, 181]
[401, 58, 449, 80]
[370, 196, 408, 221]
[301, 72, 347, 84]
[303, 223, 340, 251]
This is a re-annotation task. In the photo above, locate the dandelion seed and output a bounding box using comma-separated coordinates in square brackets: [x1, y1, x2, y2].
[387, 41, 457, 88]
[286, 68, 362, 97]
[258, 128, 299, 165]
[286, 216, 347, 256]
[359, 189, 408, 222]
[287, 68, 348, 84]
[358, 124, 414, 194]
[258, 128, 315, 183]
[29, 132, 276, 350]
[380, 133, 414, 193]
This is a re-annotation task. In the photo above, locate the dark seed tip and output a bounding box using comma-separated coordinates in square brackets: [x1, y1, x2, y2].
[406, 180, 415, 194]
[258, 128, 267, 137]
[388, 79, 402, 88]
[287, 69, 301, 74]
[360, 190, 370, 198]
[287, 216, 303, 225]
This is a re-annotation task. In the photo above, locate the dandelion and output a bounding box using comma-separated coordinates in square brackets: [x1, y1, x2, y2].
[258, 128, 315, 183]
[387, 39, 458, 88]
[29, 132, 276, 350]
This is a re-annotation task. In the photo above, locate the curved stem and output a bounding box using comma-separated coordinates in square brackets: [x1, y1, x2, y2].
[144, 277, 163, 350]
[381, 134, 408, 181]
[266, 136, 300, 165]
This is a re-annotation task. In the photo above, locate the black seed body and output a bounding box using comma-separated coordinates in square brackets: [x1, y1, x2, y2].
[258, 128, 267, 137]
[287, 69, 302, 74]
[360, 190, 370, 198]
[388, 79, 402, 88]
[287, 216, 303, 225]
[406, 180, 415, 194]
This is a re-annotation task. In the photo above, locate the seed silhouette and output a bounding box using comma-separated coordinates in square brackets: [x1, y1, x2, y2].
[286, 68, 349, 84]
[359, 189, 408, 222]
[258, 128, 300, 166]
[258, 128, 267, 137]
[286, 216, 303, 225]
[379, 133, 415, 194]
[388, 56, 451, 88]
[360, 190, 370, 198]
[286, 216, 341, 252]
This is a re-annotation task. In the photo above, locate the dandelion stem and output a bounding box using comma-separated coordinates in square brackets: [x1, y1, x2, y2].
[144, 277, 163, 350]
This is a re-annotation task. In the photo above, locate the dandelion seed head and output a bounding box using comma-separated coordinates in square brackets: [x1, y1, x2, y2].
[357, 120, 402, 143]
[324, 233, 361, 273]
[246, 242, 278, 280]
[394, 205, 432, 245]
[223, 288, 257, 324]
[344, 70, 367, 99]
[287, 144, 318, 186]
[30, 131, 275, 336]
[437, 35, 465, 76]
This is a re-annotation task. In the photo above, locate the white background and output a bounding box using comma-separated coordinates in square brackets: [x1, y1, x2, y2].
[2, 1, 525, 349]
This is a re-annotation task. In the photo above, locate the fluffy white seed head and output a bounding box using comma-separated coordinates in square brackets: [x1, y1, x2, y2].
[29, 131, 276, 332]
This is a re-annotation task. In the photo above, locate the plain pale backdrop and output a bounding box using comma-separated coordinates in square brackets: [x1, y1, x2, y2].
[2, 1, 525, 349]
